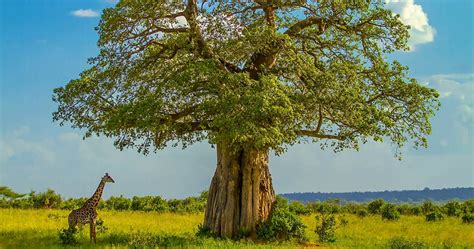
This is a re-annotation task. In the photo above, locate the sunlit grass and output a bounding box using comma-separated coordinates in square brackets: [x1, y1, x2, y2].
[1, 209, 473, 248]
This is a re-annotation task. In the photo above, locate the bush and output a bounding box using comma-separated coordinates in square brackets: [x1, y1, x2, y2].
[410, 206, 422, 216]
[31, 189, 62, 209]
[461, 213, 474, 224]
[339, 215, 349, 226]
[425, 210, 444, 222]
[61, 197, 87, 210]
[106, 196, 131, 210]
[356, 209, 368, 218]
[443, 201, 462, 217]
[58, 227, 78, 245]
[256, 196, 306, 242]
[96, 218, 109, 233]
[421, 201, 436, 215]
[462, 199, 474, 214]
[387, 237, 427, 249]
[381, 204, 400, 221]
[397, 204, 412, 216]
[289, 201, 311, 215]
[315, 214, 337, 243]
[368, 199, 385, 214]
[195, 223, 215, 238]
[131, 196, 169, 212]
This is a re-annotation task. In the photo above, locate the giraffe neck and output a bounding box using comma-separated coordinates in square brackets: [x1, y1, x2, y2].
[87, 179, 106, 208]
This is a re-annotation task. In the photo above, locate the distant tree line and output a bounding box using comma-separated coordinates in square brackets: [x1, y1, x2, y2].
[1, 186, 473, 224]
[281, 187, 474, 203]
[0, 186, 207, 213]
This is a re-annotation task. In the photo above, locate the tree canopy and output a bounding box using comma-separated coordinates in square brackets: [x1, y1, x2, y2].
[53, 0, 439, 157]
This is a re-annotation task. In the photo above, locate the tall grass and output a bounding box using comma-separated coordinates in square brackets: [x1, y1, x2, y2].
[0, 209, 473, 248]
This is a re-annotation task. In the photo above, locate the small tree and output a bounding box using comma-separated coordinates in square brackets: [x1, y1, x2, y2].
[381, 204, 400, 221]
[425, 211, 444, 222]
[444, 201, 462, 217]
[368, 199, 385, 215]
[315, 214, 337, 243]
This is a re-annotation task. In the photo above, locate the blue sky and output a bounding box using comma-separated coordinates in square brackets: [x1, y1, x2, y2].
[0, 0, 472, 199]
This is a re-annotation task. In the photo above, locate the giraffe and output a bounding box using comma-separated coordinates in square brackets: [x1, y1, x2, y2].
[68, 173, 115, 243]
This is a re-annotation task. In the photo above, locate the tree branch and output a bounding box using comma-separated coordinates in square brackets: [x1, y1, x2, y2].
[285, 16, 327, 37]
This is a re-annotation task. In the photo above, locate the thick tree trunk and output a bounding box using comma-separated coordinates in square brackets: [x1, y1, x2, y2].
[204, 142, 276, 238]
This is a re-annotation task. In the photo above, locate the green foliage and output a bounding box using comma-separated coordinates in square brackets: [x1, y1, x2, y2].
[339, 215, 349, 226]
[387, 237, 428, 249]
[195, 223, 215, 238]
[127, 231, 196, 248]
[0, 186, 25, 199]
[315, 214, 337, 243]
[421, 201, 436, 215]
[289, 201, 311, 215]
[58, 227, 78, 245]
[356, 209, 369, 218]
[410, 206, 423, 216]
[53, 0, 439, 158]
[381, 204, 401, 221]
[131, 196, 169, 212]
[61, 197, 87, 210]
[256, 197, 306, 241]
[461, 213, 474, 224]
[368, 199, 385, 214]
[462, 199, 474, 214]
[443, 201, 462, 217]
[396, 204, 413, 215]
[106, 195, 132, 210]
[425, 211, 444, 222]
[31, 189, 62, 209]
[96, 218, 109, 234]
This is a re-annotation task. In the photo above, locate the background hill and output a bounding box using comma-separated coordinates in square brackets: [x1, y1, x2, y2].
[281, 187, 474, 203]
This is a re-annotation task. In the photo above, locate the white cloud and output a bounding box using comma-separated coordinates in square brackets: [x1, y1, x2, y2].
[385, 0, 435, 51]
[0, 126, 56, 165]
[425, 73, 473, 148]
[71, 9, 99, 18]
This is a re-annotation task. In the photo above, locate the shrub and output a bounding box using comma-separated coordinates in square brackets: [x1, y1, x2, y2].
[410, 206, 422, 216]
[96, 218, 109, 233]
[368, 199, 385, 214]
[106, 196, 131, 210]
[462, 199, 474, 214]
[289, 201, 311, 215]
[356, 209, 368, 218]
[381, 204, 400, 221]
[421, 201, 436, 215]
[387, 237, 427, 249]
[256, 196, 306, 241]
[195, 223, 215, 238]
[461, 213, 474, 224]
[58, 227, 78, 245]
[397, 204, 412, 216]
[61, 198, 87, 210]
[339, 215, 349, 226]
[31, 189, 62, 209]
[425, 210, 444, 222]
[443, 201, 462, 217]
[315, 214, 337, 243]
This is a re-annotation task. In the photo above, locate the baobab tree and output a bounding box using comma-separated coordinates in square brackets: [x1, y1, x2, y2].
[53, 0, 439, 238]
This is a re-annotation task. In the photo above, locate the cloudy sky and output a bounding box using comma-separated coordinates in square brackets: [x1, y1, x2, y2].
[0, 0, 472, 199]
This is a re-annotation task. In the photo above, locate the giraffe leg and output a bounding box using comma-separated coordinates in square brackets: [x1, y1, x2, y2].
[90, 219, 96, 243]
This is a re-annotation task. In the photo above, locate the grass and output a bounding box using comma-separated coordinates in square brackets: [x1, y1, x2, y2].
[0, 208, 473, 248]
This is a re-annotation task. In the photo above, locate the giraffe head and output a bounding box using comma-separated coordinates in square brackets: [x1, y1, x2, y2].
[102, 173, 115, 183]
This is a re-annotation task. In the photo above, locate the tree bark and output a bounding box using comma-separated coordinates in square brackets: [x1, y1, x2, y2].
[204, 142, 276, 238]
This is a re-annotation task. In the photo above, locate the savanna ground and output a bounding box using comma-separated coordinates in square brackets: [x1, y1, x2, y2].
[1, 209, 473, 248]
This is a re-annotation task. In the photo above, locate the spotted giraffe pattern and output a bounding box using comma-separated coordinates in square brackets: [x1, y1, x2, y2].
[68, 173, 114, 243]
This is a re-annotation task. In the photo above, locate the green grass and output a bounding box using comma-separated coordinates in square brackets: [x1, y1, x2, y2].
[0, 209, 473, 248]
